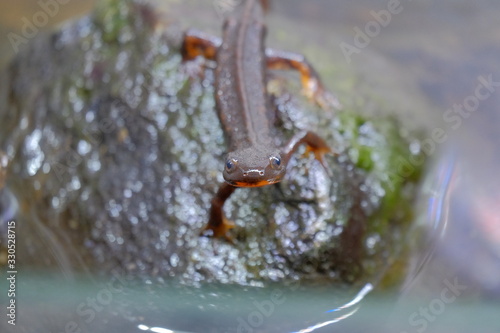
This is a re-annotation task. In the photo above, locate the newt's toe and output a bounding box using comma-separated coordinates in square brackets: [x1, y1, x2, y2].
[304, 145, 334, 177]
[315, 90, 341, 110]
[200, 217, 235, 243]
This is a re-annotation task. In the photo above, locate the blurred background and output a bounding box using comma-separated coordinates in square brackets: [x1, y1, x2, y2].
[0, 0, 499, 332]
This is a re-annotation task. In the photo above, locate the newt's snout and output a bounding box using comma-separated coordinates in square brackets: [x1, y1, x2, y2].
[226, 168, 276, 187]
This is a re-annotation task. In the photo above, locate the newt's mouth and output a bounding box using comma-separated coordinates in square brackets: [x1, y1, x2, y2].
[226, 178, 281, 188]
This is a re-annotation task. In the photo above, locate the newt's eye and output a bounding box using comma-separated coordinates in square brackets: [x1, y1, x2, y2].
[225, 158, 238, 173]
[269, 156, 282, 170]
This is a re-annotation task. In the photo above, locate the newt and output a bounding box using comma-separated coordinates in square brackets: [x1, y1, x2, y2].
[181, 0, 337, 241]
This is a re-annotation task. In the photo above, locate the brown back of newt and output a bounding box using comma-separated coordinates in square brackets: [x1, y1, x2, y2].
[216, 0, 285, 187]
[181, 0, 337, 241]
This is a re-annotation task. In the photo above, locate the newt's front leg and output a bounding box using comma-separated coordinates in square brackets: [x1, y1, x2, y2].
[266, 49, 340, 110]
[181, 29, 221, 61]
[283, 131, 333, 176]
[202, 182, 236, 242]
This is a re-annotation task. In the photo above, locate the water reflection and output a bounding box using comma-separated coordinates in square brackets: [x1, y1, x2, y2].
[294, 283, 373, 333]
[405, 151, 457, 286]
[138, 325, 176, 333]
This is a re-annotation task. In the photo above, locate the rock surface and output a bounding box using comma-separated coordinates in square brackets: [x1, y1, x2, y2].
[0, 0, 423, 286]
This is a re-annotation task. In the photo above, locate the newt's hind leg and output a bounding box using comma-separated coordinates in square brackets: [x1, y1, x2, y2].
[181, 29, 221, 61]
[265, 49, 340, 110]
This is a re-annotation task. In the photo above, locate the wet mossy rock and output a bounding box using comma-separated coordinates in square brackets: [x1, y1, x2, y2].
[0, 0, 424, 286]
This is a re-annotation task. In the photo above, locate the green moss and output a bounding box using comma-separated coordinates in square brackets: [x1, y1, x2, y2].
[94, 0, 131, 43]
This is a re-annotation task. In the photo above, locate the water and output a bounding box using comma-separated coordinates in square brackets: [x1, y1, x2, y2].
[1, 1, 499, 332]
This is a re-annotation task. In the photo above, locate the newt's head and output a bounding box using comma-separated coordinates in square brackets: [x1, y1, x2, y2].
[222, 147, 286, 187]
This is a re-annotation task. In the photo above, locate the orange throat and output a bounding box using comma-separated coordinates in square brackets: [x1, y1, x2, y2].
[227, 179, 281, 188]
